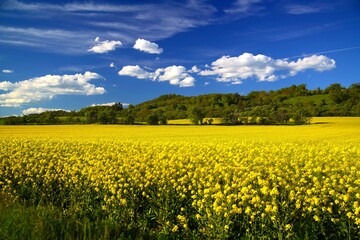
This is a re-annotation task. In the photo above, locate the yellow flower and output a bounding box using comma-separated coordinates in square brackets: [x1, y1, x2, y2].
[120, 198, 127, 206]
[285, 224, 292, 231]
[177, 215, 186, 222]
[245, 206, 252, 215]
[313, 215, 320, 222]
[171, 225, 178, 232]
[1, 119, 359, 238]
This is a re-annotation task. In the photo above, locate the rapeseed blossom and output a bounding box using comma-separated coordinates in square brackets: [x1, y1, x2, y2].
[0, 117, 359, 238]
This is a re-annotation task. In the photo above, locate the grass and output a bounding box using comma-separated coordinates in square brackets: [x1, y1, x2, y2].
[0, 194, 141, 240]
[284, 94, 329, 105]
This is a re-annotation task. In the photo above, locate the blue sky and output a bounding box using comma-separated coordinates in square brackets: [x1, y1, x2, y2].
[0, 0, 359, 116]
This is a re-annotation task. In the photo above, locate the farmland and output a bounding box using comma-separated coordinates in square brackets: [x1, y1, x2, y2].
[0, 117, 359, 239]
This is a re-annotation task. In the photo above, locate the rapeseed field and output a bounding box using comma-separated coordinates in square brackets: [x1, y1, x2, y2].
[0, 117, 359, 239]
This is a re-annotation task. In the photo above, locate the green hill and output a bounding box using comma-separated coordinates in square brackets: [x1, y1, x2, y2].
[1, 83, 359, 125]
[284, 94, 330, 105]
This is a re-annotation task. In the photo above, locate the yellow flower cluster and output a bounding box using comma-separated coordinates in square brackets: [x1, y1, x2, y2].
[0, 117, 359, 238]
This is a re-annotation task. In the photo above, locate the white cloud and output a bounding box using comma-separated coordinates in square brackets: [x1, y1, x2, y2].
[0, 26, 99, 54]
[199, 52, 335, 84]
[284, 4, 332, 15]
[90, 102, 116, 107]
[118, 65, 195, 87]
[225, 0, 264, 14]
[0, 81, 13, 91]
[91, 102, 130, 108]
[0, 71, 105, 107]
[286, 55, 336, 74]
[189, 65, 200, 73]
[118, 65, 156, 79]
[200, 53, 276, 82]
[3, 0, 154, 13]
[1, 1, 216, 54]
[133, 38, 163, 54]
[22, 107, 69, 115]
[2, 69, 14, 74]
[157, 66, 195, 87]
[232, 80, 243, 85]
[88, 37, 122, 54]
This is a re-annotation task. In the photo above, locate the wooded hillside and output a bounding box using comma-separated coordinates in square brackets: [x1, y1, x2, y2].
[2, 83, 359, 125]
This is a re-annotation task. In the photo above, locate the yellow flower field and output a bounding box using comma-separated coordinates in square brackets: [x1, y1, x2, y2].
[0, 117, 359, 239]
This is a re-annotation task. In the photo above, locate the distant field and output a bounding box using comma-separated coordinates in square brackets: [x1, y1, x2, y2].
[1, 117, 359, 142]
[168, 118, 221, 125]
[0, 117, 359, 239]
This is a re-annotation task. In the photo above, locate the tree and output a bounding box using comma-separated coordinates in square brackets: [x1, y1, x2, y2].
[158, 114, 168, 125]
[352, 102, 360, 116]
[97, 109, 117, 124]
[188, 105, 205, 125]
[137, 108, 152, 122]
[326, 83, 348, 104]
[294, 84, 308, 96]
[42, 111, 58, 124]
[221, 110, 239, 125]
[113, 102, 123, 111]
[85, 110, 97, 124]
[348, 83, 360, 106]
[124, 114, 135, 125]
[272, 107, 290, 124]
[146, 114, 159, 125]
[98, 110, 107, 124]
[291, 103, 311, 125]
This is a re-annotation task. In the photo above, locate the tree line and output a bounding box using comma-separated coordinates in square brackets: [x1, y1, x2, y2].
[2, 83, 359, 125]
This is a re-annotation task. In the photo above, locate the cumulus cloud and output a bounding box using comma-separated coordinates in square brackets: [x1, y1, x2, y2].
[0, 71, 105, 107]
[118, 65, 156, 79]
[200, 53, 276, 82]
[286, 55, 336, 75]
[88, 37, 122, 54]
[189, 65, 200, 73]
[0, 81, 13, 91]
[22, 107, 69, 115]
[199, 52, 335, 84]
[118, 65, 195, 87]
[133, 38, 163, 54]
[2, 69, 14, 74]
[157, 66, 195, 87]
